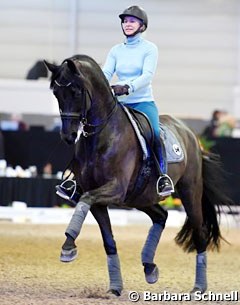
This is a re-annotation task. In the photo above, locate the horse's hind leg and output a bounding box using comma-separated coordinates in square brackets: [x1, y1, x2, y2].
[176, 177, 208, 294]
[91, 205, 123, 296]
[138, 204, 168, 284]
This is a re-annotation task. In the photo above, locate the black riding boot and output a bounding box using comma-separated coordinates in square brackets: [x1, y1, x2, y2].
[153, 137, 174, 197]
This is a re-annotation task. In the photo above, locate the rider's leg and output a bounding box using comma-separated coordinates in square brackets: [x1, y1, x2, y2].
[126, 101, 174, 197]
[154, 136, 174, 196]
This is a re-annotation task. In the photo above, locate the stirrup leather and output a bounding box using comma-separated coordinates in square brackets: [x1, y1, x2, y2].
[156, 174, 174, 197]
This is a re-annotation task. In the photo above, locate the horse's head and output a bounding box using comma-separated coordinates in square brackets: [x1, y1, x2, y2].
[44, 59, 91, 145]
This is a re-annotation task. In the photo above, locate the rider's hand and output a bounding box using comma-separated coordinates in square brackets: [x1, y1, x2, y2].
[111, 85, 130, 96]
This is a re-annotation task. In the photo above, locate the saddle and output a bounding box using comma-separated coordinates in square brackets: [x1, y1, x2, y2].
[121, 104, 184, 203]
[122, 105, 154, 159]
[126, 107, 154, 148]
[121, 104, 184, 163]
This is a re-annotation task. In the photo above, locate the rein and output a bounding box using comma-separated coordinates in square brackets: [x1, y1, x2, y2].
[81, 98, 118, 137]
[54, 79, 118, 138]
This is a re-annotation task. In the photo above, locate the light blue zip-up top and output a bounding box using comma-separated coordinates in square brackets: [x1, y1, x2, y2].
[102, 33, 158, 104]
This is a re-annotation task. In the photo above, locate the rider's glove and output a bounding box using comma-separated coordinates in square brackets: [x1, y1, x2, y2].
[111, 85, 130, 96]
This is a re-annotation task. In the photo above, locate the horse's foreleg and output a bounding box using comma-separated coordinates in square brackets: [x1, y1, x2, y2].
[60, 200, 90, 262]
[138, 204, 168, 284]
[60, 180, 121, 263]
[107, 254, 123, 296]
[91, 205, 123, 296]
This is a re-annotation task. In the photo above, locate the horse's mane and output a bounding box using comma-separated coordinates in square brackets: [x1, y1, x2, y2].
[68, 54, 110, 88]
[50, 54, 110, 90]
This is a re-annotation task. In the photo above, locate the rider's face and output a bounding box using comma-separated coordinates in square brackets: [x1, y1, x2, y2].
[122, 16, 143, 36]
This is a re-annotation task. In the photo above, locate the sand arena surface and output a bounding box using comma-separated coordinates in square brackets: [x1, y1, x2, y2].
[0, 222, 239, 305]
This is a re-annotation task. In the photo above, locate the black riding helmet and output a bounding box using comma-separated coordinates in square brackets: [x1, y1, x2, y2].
[119, 6, 148, 33]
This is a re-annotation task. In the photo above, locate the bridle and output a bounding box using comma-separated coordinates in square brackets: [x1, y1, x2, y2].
[54, 79, 118, 138]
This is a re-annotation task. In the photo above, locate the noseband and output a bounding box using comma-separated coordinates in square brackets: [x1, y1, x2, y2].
[54, 79, 117, 137]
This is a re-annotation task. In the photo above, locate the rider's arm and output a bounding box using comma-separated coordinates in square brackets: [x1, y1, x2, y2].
[126, 43, 158, 93]
[102, 47, 116, 82]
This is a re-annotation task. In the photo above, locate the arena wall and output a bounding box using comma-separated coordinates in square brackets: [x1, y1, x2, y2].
[0, 0, 240, 118]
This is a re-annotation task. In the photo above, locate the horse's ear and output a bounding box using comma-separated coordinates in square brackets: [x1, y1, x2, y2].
[66, 59, 80, 75]
[44, 60, 58, 74]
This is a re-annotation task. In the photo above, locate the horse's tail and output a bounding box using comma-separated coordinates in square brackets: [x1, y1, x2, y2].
[175, 151, 233, 252]
[200, 151, 233, 249]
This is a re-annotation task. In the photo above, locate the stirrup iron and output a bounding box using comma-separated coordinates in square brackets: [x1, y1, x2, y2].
[56, 179, 77, 201]
[156, 174, 174, 197]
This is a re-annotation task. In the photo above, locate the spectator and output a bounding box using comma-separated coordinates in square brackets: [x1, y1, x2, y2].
[202, 110, 236, 138]
[42, 162, 53, 178]
[215, 111, 236, 137]
[201, 110, 222, 138]
[10, 113, 28, 131]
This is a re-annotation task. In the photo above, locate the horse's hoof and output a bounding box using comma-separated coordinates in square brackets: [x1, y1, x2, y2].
[190, 286, 207, 294]
[107, 289, 121, 297]
[60, 247, 77, 262]
[190, 287, 207, 299]
[144, 263, 159, 284]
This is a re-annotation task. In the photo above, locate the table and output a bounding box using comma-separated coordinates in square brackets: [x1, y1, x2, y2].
[2, 130, 74, 174]
[0, 177, 65, 207]
[210, 137, 240, 205]
[1, 130, 240, 205]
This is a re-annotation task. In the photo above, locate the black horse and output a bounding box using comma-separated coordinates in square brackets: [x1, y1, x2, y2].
[45, 55, 232, 296]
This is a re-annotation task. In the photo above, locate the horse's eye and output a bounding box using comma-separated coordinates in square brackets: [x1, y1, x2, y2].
[71, 87, 82, 98]
[70, 87, 76, 93]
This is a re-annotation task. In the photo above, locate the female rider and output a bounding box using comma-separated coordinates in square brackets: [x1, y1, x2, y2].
[56, 6, 174, 202]
[103, 5, 174, 197]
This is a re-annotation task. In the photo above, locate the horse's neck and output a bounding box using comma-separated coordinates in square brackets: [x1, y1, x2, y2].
[87, 92, 115, 124]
